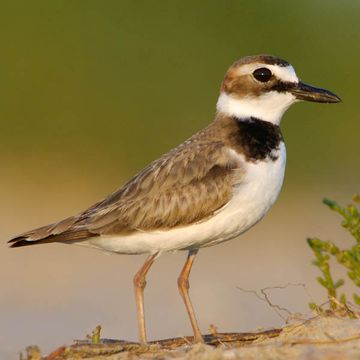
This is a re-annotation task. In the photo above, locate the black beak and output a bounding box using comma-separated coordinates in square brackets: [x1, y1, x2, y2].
[291, 82, 341, 103]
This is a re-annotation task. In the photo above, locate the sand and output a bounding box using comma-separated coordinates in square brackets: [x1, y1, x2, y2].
[22, 315, 360, 360]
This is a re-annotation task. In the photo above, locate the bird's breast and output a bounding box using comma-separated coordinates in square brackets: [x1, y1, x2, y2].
[201, 140, 287, 246]
[231, 140, 286, 221]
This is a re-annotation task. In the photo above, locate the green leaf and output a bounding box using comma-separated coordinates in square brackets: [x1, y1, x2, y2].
[334, 279, 345, 289]
[354, 294, 360, 306]
[353, 194, 360, 205]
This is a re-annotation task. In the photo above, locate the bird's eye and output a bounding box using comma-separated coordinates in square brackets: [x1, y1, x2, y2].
[253, 68, 272, 82]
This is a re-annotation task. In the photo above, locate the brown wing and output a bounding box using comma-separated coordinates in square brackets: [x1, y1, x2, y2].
[9, 128, 242, 246]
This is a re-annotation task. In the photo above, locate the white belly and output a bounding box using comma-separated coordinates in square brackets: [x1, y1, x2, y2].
[84, 143, 286, 254]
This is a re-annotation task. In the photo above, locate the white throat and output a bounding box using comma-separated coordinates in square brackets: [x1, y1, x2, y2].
[216, 91, 297, 125]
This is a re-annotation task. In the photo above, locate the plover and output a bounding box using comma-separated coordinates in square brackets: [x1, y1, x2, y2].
[9, 55, 340, 343]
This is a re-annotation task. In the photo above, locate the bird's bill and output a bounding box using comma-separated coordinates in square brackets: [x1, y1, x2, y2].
[291, 82, 341, 103]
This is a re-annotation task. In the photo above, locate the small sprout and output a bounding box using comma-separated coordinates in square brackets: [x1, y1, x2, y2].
[24, 346, 42, 360]
[86, 325, 102, 345]
[308, 302, 319, 311]
[208, 324, 218, 337]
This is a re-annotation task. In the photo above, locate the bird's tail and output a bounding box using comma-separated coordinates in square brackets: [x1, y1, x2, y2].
[8, 216, 94, 248]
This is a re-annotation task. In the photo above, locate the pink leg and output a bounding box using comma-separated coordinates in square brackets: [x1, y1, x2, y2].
[133, 253, 158, 344]
[177, 249, 204, 343]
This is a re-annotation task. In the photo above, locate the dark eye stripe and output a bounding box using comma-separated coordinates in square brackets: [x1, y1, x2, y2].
[253, 68, 272, 82]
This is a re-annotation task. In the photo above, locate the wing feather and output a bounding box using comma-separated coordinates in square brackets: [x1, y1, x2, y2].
[82, 140, 241, 234]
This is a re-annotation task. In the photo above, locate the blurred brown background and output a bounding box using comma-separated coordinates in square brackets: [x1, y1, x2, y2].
[1, 1, 359, 359]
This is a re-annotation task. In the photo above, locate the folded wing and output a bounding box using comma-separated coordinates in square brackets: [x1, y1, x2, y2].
[9, 132, 242, 247]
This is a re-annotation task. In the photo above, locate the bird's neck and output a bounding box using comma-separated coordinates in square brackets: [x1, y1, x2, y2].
[216, 91, 296, 126]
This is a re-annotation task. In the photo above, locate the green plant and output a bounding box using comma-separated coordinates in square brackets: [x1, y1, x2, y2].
[307, 195, 360, 311]
[86, 325, 102, 344]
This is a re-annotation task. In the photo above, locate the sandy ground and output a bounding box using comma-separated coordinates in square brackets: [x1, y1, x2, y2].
[22, 316, 360, 360]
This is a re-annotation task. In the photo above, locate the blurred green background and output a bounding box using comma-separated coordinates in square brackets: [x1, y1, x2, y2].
[1, 1, 359, 359]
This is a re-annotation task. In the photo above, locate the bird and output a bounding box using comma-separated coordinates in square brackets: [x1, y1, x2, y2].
[8, 55, 340, 344]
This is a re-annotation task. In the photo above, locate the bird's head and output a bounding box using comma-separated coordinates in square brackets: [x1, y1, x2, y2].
[217, 55, 341, 125]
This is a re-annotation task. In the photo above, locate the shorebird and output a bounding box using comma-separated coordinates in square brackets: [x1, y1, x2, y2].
[9, 55, 340, 344]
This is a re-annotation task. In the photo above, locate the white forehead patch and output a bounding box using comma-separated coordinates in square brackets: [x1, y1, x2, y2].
[269, 64, 298, 83]
[237, 63, 299, 83]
